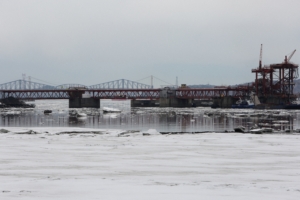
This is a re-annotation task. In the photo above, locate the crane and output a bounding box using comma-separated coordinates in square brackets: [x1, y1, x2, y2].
[284, 49, 296, 63]
[287, 49, 296, 62]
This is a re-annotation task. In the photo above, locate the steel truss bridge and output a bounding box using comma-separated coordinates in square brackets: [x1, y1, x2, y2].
[0, 86, 251, 100]
[0, 79, 153, 90]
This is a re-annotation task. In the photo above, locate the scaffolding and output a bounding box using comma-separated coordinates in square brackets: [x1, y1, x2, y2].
[252, 48, 298, 104]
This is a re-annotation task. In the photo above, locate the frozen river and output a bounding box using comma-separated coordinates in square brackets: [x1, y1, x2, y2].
[1, 100, 300, 199]
[1, 100, 300, 132]
[0, 127, 300, 199]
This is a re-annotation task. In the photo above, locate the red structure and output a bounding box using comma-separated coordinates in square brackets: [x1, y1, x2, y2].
[252, 45, 298, 104]
[0, 88, 249, 100]
[0, 89, 161, 100]
[176, 86, 250, 99]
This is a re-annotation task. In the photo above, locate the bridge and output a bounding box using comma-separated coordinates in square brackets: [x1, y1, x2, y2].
[0, 86, 251, 108]
[0, 77, 253, 107]
[0, 79, 153, 90]
[0, 89, 160, 99]
[1, 48, 297, 108]
[0, 87, 250, 99]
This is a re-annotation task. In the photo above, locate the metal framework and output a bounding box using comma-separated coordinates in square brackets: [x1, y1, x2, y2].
[0, 90, 70, 99]
[0, 80, 55, 90]
[0, 89, 161, 100]
[88, 89, 160, 99]
[0, 87, 250, 100]
[252, 50, 298, 104]
[89, 79, 152, 89]
[55, 84, 88, 89]
[176, 86, 250, 99]
[0, 79, 153, 90]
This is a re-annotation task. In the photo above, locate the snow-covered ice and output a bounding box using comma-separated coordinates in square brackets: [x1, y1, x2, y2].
[1, 127, 300, 199]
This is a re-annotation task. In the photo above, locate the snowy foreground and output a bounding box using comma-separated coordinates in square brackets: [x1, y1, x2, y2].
[1, 128, 300, 200]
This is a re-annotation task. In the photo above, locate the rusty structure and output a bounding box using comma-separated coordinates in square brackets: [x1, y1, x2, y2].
[252, 45, 298, 104]
[0, 87, 250, 100]
[175, 86, 250, 99]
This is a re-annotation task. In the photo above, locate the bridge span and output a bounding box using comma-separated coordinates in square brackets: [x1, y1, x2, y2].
[0, 86, 251, 108]
[0, 79, 153, 90]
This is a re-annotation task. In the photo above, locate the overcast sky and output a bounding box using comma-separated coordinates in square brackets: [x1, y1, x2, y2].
[0, 0, 299, 87]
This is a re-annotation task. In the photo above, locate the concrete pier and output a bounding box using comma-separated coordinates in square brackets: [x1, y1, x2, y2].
[159, 88, 193, 107]
[69, 98, 100, 108]
[212, 96, 234, 108]
[131, 99, 159, 107]
[159, 98, 193, 107]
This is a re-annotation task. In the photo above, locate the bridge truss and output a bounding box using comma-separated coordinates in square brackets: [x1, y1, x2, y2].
[0, 79, 153, 90]
[176, 86, 251, 99]
[0, 80, 55, 90]
[56, 84, 88, 89]
[0, 87, 250, 100]
[89, 79, 152, 89]
[0, 89, 160, 100]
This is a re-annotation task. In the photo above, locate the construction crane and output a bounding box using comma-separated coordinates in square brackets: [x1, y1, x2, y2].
[284, 49, 296, 63]
[287, 49, 296, 62]
[259, 44, 263, 69]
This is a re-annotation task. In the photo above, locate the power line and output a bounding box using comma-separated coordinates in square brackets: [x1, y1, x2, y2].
[135, 76, 151, 82]
[30, 76, 58, 86]
[152, 76, 174, 86]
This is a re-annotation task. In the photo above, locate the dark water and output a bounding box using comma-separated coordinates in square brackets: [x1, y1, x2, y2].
[0, 100, 299, 132]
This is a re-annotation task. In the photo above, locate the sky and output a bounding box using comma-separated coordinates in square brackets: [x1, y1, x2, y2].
[0, 0, 300, 87]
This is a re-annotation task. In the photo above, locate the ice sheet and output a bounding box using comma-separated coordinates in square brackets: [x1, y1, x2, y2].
[0, 127, 300, 199]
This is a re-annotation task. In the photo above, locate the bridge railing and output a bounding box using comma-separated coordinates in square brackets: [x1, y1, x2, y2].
[0, 86, 253, 100]
[176, 86, 251, 99]
[0, 89, 161, 100]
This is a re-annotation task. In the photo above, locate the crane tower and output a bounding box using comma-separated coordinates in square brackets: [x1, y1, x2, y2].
[252, 46, 298, 104]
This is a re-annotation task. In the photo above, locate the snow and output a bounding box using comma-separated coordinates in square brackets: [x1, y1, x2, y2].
[1, 127, 300, 199]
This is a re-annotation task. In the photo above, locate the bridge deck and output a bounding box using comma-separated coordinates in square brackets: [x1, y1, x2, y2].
[0, 88, 251, 100]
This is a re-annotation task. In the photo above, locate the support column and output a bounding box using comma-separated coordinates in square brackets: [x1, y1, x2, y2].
[69, 98, 100, 108]
[159, 88, 193, 107]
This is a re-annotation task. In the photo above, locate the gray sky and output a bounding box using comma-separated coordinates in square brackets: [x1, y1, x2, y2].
[1, 0, 299, 87]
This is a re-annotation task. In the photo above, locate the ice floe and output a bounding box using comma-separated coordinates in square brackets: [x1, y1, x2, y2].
[1, 127, 300, 199]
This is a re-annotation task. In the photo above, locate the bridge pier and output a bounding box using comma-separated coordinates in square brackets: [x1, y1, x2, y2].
[159, 98, 193, 107]
[159, 88, 193, 107]
[211, 97, 234, 108]
[69, 98, 100, 108]
[131, 99, 159, 107]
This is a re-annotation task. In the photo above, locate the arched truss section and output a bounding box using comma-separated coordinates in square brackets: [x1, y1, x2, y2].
[0, 80, 55, 90]
[89, 79, 152, 89]
[55, 84, 88, 89]
[0, 79, 152, 90]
